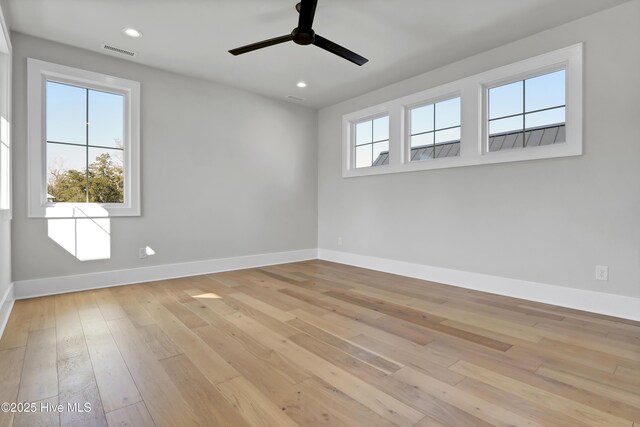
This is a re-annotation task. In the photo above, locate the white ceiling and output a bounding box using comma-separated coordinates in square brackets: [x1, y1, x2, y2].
[5, 0, 629, 108]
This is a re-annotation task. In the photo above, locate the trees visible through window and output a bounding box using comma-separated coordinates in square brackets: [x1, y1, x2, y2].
[46, 81, 124, 203]
[488, 69, 565, 152]
[354, 115, 389, 168]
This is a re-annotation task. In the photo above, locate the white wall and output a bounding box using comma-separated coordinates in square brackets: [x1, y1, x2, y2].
[318, 1, 640, 298]
[11, 32, 318, 282]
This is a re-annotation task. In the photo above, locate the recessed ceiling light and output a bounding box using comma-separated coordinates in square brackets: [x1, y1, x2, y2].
[296, 81, 307, 88]
[122, 27, 143, 38]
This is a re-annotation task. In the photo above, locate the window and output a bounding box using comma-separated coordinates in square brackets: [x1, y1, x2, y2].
[0, 116, 9, 215]
[28, 59, 140, 217]
[342, 43, 582, 178]
[488, 69, 565, 152]
[46, 81, 125, 204]
[0, 51, 10, 219]
[408, 97, 461, 161]
[354, 115, 389, 168]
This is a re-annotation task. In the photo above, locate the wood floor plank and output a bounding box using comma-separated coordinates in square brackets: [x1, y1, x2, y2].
[138, 296, 240, 384]
[286, 317, 402, 374]
[160, 354, 253, 427]
[279, 377, 397, 427]
[450, 360, 634, 427]
[75, 294, 143, 413]
[106, 317, 202, 427]
[393, 366, 537, 427]
[0, 300, 33, 350]
[216, 376, 299, 427]
[0, 346, 25, 427]
[225, 311, 424, 427]
[105, 402, 156, 427]
[137, 324, 183, 360]
[12, 396, 60, 427]
[17, 328, 58, 402]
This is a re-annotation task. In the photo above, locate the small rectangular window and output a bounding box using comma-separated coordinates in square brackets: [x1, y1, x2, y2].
[408, 97, 461, 161]
[488, 69, 565, 152]
[354, 115, 389, 168]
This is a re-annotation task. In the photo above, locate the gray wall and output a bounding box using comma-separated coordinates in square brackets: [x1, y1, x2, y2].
[318, 1, 640, 298]
[12, 32, 318, 281]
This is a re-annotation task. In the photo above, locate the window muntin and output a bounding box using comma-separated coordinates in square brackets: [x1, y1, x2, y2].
[409, 97, 461, 161]
[354, 115, 389, 168]
[46, 81, 125, 204]
[488, 69, 565, 152]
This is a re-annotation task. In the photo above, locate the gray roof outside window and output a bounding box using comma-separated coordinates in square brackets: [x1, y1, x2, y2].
[372, 124, 565, 166]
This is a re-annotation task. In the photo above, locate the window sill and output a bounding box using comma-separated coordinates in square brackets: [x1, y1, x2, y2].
[28, 203, 140, 218]
[342, 141, 581, 178]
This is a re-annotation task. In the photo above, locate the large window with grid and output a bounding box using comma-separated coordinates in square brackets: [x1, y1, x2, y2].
[488, 69, 565, 152]
[28, 59, 140, 217]
[409, 97, 461, 161]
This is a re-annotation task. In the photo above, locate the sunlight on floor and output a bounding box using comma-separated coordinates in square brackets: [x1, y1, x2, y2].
[192, 292, 222, 299]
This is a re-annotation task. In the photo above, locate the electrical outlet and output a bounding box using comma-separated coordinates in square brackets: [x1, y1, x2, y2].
[337, 236, 343, 246]
[595, 265, 608, 281]
[139, 248, 148, 259]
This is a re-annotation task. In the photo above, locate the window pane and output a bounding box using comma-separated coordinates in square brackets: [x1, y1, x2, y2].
[489, 80, 523, 119]
[435, 97, 461, 129]
[355, 144, 372, 168]
[372, 116, 389, 142]
[46, 81, 87, 145]
[372, 141, 389, 166]
[0, 143, 9, 210]
[89, 90, 124, 148]
[88, 147, 124, 203]
[525, 70, 565, 112]
[46, 142, 87, 203]
[435, 127, 461, 144]
[411, 104, 434, 134]
[410, 132, 433, 148]
[525, 107, 565, 129]
[489, 115, 522, 135]
[355, 120, 372, 146]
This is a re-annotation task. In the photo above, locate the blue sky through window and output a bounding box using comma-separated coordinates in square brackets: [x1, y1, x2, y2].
[489, 69, 565, 136]
[46, 81, 124, 175]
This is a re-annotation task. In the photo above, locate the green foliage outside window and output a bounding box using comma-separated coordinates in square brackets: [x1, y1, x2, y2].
[48, 153, 124, 203]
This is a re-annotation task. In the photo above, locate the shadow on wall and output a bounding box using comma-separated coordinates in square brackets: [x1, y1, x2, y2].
[47, 204, 110, 261]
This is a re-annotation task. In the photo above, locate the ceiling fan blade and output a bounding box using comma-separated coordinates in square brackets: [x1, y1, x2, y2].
[313, 34, 368, 66]
[229, 34, 293, 56]
[297, 0, 318, 30]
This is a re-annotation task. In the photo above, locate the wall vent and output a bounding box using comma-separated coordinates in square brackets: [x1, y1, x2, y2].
[102, 44, 136, 57]
[286, 95, 305, 102]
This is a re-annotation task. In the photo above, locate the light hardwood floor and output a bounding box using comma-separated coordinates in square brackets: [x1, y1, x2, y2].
[0, 260, 638, 427]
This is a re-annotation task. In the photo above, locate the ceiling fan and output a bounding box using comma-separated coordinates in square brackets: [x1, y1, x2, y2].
[228, 0, 368, 66]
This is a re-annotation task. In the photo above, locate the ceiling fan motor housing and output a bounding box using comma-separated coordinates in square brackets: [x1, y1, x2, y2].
[292, 27, 315, 45]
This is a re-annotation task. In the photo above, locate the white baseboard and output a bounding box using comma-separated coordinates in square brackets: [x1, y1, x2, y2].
[0, 282, 15, 339]
[318, 249, 640, 322]
[13, 248, 318, 300]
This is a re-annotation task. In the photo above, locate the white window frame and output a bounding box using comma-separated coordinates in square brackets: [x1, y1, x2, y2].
[0, 7, 11, 221]
[351, 112, 390, 170]
[342, 43, 583, 178]
[27, 58, 141, 217]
